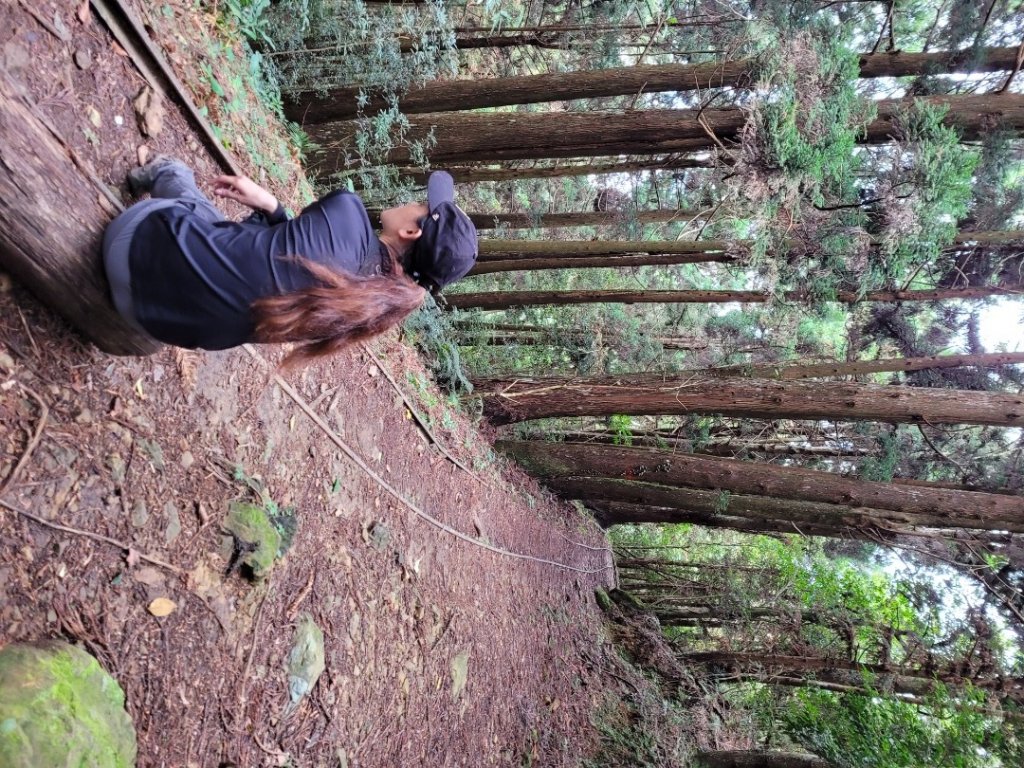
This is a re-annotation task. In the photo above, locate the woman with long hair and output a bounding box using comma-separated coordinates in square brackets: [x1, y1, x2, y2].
[102, 158, 477, 365]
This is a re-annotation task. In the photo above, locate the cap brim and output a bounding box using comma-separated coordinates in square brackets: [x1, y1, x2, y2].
[426, 171, 455, 211]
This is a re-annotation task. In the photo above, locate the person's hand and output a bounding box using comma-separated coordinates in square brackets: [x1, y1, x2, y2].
[213, 174, 278, 214]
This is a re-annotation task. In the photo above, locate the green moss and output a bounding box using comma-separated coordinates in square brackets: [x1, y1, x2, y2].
[0, 641, 136, 767]
[225, 501, 282, 578]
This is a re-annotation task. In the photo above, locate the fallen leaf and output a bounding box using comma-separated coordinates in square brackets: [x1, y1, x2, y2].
[52, 13, 72, 41]
[148, 597, 176, 617]
[133, 567, 164, 586]
[77, 1, 90, 25]
[450, 649, 470, 700]
[187, 561, 219, 596]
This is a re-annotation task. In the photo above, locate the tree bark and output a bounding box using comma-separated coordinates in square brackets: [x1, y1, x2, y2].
[555, 476, 1022, 537]
[444, 283, 1023, 309]
[500, 444, 1024, 532]
[0, 71, 160, 356]
[477, 375, 1024, 426]
[291, 46, 1024, 122]
[685, 650, 1024, 702]
[697, 750, 832, 768]
[478, 239, 732, 259]
[693, 351, 1024, 380]
[309, 93, 1024, 168]
[589, 499, 883, 538]
[468, 252, 734, 275]
[366, 207, 700, 231]
[389, 155, 714, 185]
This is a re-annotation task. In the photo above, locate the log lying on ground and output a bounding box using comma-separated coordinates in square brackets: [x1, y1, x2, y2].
[0, 71, 161, 356]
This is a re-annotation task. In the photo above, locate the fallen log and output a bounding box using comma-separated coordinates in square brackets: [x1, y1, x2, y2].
[0, 71, 160, 356]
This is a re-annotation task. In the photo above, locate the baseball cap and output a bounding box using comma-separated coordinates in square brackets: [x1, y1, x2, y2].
[409, 171, 478, 290]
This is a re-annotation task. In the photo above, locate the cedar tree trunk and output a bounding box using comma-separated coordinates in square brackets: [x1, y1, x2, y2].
[0, 70, 160, 355]
[478, 375, 1024, 426]
[499, 443, 1024, 532]
[698, 750, 832, 768]
[366, 207, 700, 231]
[444, 283, 1022, 309]
[291, 46, 1023, 122]
[309, 93, 1024, 168]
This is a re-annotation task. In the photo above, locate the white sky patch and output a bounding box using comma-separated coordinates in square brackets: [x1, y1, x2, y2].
[978, 299, 1024, 351]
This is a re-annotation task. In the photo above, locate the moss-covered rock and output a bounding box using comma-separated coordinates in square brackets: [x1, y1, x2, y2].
[0, 641, 137, 768]
[225, 501, 282, 578]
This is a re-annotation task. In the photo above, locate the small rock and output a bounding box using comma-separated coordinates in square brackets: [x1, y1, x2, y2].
[139, 437, 164, 471]
[130, 500, 149, 528]
[73, 48, 92, 70]
[3, 41, 29, 71]
[367, 521, 390, 551]
[107, 454, 125, 484]
[132, 86, 165, 137]
[285, 614, 325, 716]
[164, 502, 181, 544]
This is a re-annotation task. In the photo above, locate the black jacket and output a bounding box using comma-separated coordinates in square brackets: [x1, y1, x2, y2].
[128, 190, 387, 350]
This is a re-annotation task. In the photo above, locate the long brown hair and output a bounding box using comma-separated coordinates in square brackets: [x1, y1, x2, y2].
[251, 253, 426, 367]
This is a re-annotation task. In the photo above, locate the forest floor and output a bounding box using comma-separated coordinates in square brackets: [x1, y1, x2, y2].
[0, 2, 645, 766]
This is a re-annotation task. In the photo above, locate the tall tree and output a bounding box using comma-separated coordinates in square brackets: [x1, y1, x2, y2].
[497, 441, 1024, 532]
[291, 46, 1024, 122]
[366, 207, 700, 230]
[310, 93, 1024, 168]
[446, 283, 1023, 310]
[476, 375, 1024, 425]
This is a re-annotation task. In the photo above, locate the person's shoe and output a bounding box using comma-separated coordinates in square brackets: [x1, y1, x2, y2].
[127, 155, 178, 196]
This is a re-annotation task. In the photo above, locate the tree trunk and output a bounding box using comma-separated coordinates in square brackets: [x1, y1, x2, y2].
[388, 155, 714, 185]
[444, 283, 1022, 309]
[554, 475, 1020, 537]
[697, 750, 832, 768]
[291, 46, 1023, 122]
[366, 207, 700, 231]
[309, 93, 1024, 168]
[469, 251, 734, 275]
[500, 444, 1024, 532]
[475, 230, 1015, 257]
[685, 650, 1024, 703]
[543, 431, 873, 456]
[0, 70, 160, 356]
[589, 499, 884, 538]
[476, 375, 1024, 426]
[697, 351, 1024, 380]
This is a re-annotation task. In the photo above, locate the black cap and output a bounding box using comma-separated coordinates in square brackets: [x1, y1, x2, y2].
[409, 172, 478, 290]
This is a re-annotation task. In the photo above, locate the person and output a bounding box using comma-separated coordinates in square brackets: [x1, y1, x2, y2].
[102, 158, 478, 364]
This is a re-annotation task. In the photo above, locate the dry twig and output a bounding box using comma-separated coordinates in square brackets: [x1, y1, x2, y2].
[0, 497, 182, 574]
[0, 383, 49, 496]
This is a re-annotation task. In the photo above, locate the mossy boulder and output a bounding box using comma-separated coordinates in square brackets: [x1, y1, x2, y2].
[225, 501, 282, 578]
[0, 641, 137, 768]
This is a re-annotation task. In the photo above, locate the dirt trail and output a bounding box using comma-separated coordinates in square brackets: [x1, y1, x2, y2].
[0, 2, 614, 765]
